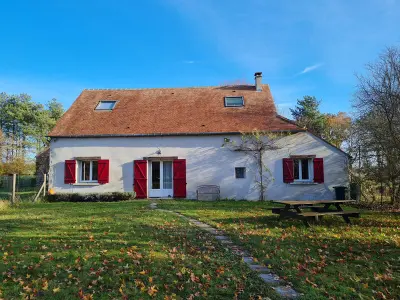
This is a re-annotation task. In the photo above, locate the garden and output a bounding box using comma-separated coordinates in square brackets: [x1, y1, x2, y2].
[158, 200, 400, 299]
[0, 201, 276, 299]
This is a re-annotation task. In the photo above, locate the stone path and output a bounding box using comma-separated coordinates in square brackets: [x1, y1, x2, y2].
[149, 202, 300, 299]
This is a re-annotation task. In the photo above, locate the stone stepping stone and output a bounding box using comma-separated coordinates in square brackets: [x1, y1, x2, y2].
[231, 248, 248, 255]
[259, 273, 281, 285]
[202, 227, 218, 233]
[243, 256, 254, 264]
[248, 264, 271, 273]
[220, 239, 233, 244]
[273, 286, 299, 299]
[194, 223, 210, 228]
[215, 235, 228, 240]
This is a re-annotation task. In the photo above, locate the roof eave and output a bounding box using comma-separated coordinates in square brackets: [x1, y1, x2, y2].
[48, 129, 306, 139]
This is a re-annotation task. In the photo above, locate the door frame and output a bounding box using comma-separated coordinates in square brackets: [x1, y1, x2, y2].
[148, 160, 173, 198]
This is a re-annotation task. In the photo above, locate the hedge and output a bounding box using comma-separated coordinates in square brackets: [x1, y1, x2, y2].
[47, 192, 136, 202]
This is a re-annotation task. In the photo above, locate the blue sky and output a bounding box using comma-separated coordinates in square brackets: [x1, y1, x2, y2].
[0, 0, 399, 116]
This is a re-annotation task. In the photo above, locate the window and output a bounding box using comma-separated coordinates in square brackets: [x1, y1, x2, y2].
[235, 167, 246, 179]
[80, 160, 98, 182]
[293, 158, 313, 181]
[225, 96, 244, 107]
[96, 100, 117, 110]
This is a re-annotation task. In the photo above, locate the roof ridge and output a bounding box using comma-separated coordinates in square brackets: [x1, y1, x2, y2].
[83, 84, 260, 91]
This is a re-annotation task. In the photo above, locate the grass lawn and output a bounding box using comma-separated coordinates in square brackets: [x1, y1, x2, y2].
[0, 201, 278, 299]
[158, 200, 400, 300]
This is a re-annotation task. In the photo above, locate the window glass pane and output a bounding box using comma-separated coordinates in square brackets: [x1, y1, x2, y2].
[301, 159, 309, 180]
[152, 161, 160, 189]
[96, 101, 116, 110]
[235, 167, 245, 178]
[82, 161, 91, 181]
[294, 160, 300, 180]
[163, 161, 173, 189]
[225, 97, 244, 107]
[92, 161, 98, 181]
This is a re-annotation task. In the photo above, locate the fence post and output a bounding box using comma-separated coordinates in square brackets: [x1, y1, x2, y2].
[11, 174, 16, 205]
[43, 174, 47, 197]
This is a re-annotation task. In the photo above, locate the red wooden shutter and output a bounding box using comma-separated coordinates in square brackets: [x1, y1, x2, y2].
[134, 160, 147, 199]
[98, 160, 109, 184]
[173, 159, 186, 198]
[313, 158, 324, 183]
[64, 160, 76, 184]
[282, 158, 294, 183]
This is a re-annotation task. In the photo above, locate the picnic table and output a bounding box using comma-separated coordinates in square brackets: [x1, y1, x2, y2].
[271, 200, 360, 226]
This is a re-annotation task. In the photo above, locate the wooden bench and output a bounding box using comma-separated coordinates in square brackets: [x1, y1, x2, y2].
[272, 206, 326, 214]
[299, 210, 360, 226]
[299, 211, 360, 217]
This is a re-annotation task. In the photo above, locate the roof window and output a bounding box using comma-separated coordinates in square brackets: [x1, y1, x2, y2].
[96, 100, 117, 110]
[224, 96, 244, 107]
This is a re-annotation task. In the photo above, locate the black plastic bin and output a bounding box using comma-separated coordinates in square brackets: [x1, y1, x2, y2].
[333, 186, 348, 200]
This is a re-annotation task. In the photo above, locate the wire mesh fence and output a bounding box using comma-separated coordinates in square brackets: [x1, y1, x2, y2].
[0, 175, 43, 202]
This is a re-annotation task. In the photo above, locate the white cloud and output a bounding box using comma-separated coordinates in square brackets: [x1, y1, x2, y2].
[299, 63, 323, 75]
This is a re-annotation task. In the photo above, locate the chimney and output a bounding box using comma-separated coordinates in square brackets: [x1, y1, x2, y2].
[254, 72, 262, 91]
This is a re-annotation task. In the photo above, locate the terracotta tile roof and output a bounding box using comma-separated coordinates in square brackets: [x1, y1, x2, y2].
[48, 84, 302, 137]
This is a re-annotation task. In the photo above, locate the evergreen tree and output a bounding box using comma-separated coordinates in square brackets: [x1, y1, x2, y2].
[290, 96, 326, 137]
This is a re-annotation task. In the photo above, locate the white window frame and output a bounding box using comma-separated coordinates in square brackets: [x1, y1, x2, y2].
[224, 96, 244, 107]
[95, 100, 117, 110]
[79, 160, 99, 183]
[293, 158, 314, 182]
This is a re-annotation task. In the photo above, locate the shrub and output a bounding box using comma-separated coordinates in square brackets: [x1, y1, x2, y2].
[47, 192, 136, 202]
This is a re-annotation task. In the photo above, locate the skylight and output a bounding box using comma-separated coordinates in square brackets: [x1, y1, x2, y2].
[96, 101, 117, 110]
[224, 96, 244, 107]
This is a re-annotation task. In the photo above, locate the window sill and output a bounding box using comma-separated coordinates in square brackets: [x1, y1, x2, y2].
[73, 182, 100, 186]
[289, 182, 319, 185]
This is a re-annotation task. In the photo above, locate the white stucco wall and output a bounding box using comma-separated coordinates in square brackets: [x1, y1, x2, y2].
[49, 132, 348, 200]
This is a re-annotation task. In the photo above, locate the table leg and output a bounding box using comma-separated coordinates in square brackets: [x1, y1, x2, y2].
[343, 215, 351, 224]
[335, 203, 352, 224]
[335, 203, 344, 211]
[279, 204, 291, 220]
[323, 203, 331, 211]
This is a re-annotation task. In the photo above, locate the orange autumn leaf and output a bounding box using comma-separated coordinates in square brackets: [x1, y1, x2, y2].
[148, 285, 158, 296]
[42, 280, 48, 290]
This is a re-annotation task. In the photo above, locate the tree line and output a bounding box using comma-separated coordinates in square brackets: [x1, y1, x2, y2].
[290, 46, 400, 206]
[0, 93, 64, 175]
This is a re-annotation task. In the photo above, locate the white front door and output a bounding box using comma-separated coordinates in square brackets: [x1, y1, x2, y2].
[149, 161, 173, 198]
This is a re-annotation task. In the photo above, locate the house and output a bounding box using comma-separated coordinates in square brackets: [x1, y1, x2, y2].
[48, 72, 349, 200]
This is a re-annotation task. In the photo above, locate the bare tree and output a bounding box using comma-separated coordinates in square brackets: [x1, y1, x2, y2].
[223, 130, 283, 201]
[352, 46, 400, 205]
